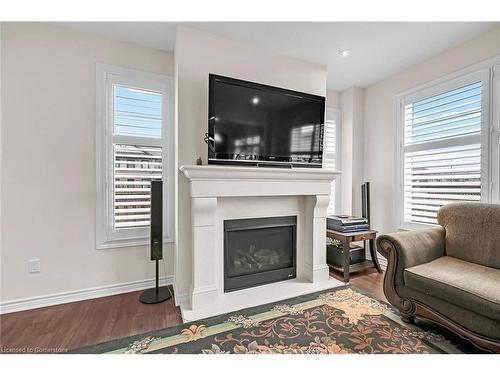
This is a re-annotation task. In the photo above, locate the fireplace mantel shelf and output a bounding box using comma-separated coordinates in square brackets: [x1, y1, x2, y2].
[180, 165, 341, 198]
[180, 164, 340, 181]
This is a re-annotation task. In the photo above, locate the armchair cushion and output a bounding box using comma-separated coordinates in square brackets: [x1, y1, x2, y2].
[404, 256, 500, 321]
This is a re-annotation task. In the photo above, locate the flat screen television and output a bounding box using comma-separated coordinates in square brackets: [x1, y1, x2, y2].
[208, 74, 325, 168]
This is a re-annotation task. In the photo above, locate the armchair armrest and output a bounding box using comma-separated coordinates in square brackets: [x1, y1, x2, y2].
[377, 227, 445, 287]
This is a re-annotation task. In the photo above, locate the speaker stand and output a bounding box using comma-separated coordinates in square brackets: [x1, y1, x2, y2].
[139, 260, 172, 304]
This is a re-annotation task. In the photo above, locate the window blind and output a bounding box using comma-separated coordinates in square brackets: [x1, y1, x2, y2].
[403, 81, 482, 225]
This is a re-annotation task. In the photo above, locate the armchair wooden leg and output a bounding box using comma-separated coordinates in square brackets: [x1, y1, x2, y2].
[400, 311, 415, 324]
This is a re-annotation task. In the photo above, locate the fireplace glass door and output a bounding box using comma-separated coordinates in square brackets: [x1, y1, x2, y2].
[224, 216, 296, 292]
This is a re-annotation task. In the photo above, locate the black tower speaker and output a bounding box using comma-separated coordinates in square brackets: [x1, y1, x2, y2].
[150, 180, 163, 261]
[139, 180, 172, 304]
[361, 182, 371, 224]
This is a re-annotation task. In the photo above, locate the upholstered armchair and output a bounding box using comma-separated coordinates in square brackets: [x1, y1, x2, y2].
[376, 203, 500, 353]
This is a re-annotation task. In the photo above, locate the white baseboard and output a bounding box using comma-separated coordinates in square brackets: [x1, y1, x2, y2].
[0, 275, 175, 315]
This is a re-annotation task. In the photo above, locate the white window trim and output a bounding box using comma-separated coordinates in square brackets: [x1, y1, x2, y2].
[96, 64, 175, 249]
[394, 56, 500, 231]
[324, 107, 342, 214]
[492, 64, 500, 205]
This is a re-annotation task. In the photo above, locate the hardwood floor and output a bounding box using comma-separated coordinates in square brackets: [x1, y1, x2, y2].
[0, 271, 384, 353]
[330, 267, 388, 303]
[0, 289, 182, 353]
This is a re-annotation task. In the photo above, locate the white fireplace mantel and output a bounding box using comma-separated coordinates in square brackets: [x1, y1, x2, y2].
[180, 164, 340, 198]
[178, 164, 342, 321]
[180, 164, 340, 181]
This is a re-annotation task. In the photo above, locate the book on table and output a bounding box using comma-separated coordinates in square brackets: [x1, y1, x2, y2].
[327, 215, 369, 232]
[328, 223, 370, 232]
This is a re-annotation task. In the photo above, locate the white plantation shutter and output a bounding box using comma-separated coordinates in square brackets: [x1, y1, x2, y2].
[402, 80, 485, 225]
[324, 108, 340, 216]
[96, 64, 173, 249]
[113, 145, 162, 228]
[112, 85, 163, 229]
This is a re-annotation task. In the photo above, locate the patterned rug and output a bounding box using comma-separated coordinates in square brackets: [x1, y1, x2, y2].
[72, 286, 481, 354]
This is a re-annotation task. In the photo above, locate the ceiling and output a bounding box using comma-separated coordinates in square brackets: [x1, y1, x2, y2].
[57, 22, 498, 91]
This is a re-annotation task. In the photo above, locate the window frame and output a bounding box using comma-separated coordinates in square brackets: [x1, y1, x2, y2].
[324, 107, 342, 215]
[394, 61, 500, 230]
[96, 64, 175, 249]
[492, 64, 500, 206]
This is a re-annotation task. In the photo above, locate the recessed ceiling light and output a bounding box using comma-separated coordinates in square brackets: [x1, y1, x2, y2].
[251, 96, 260, 105]
[340, 49, 351, 57]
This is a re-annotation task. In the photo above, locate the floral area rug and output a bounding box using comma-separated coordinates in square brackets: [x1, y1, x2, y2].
[71, 286, 481, 354]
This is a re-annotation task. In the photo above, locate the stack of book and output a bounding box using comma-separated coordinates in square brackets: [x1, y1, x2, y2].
[327, 215, 369, 232]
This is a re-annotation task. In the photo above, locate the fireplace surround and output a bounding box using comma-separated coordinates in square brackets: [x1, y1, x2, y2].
[224, 216, 297, 292]
[178, 164, 341, 321]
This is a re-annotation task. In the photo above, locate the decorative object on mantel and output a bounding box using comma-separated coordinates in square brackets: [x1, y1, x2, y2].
[196, 156, 203, 166]
[71, 286, 481, 354]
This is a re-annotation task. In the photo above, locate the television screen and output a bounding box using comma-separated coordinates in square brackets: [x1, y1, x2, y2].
[208, 75, 325, 168]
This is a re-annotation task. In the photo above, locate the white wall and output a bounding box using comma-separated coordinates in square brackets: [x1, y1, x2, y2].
[0, 23, 3, 299]
[339, 87, 365, 216]
[326, 90, 341, 109]
[364, 26, 500, 234]
[1, 23, 175, 302]
[174, 26, 327, 298]
[350, 88, 365, 216]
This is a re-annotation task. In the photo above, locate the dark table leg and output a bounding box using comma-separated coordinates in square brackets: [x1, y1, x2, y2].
[342, 238, 350, 283]
[369, 238, 382, 273]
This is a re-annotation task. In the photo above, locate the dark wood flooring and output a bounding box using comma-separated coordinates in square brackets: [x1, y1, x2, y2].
[330, 267, 387, 303]
[0, 270, 384, 353]
[0, 289, 182, 353]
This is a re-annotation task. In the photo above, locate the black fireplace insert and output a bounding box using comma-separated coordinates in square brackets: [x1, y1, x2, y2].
[224, 216, 297, 292]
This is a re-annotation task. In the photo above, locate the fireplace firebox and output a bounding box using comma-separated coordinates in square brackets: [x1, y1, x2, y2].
[224, 216, 297, 292]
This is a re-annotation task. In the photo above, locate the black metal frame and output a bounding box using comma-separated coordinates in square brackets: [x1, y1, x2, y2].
[208, 74, 325, 169]
[223, 216, 297, 293]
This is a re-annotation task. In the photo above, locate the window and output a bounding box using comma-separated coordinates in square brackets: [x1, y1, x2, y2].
[396, 67, 498, 228]
[96, 64, 174, 249]
[324, 107, 341, 216]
